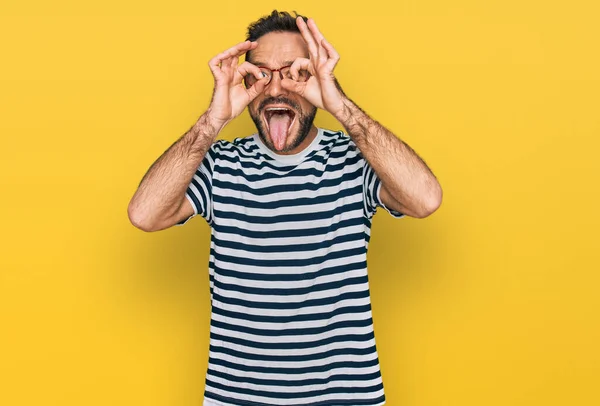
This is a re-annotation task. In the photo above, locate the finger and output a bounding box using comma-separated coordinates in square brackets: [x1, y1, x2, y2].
[307, 18, 327, 62]
[246, 77, 269, 100]
[209, 52, 235, 77]
[321, 38, 340, 70]
[229, 53, 240, 70]
[289, 58, 312, 80]
[296, 16, 319, 60]
[237, 61, 264, 81]
[209, 42, 248, 68]
[209, 41, 257, 73]
[221, 40, 257, 60]
[230, 41, 258, 70]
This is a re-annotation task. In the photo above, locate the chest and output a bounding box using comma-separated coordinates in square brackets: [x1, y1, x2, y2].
[210, 155, 365, 239]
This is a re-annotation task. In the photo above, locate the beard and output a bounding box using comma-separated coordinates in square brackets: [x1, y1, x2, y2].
[249, 96, 317, 154]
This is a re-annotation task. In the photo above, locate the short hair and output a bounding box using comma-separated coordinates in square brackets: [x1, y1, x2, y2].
[245, 10, 309, 61]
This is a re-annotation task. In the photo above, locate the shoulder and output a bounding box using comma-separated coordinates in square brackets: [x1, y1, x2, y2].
[317, 128, 361, 158]
[320, 128, 349, 143]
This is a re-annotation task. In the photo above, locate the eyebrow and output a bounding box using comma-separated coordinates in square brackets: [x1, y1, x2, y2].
[250, 60, 296, 68]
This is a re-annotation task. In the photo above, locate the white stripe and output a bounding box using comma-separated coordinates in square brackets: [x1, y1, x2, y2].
[213, 253, 366, 276]
[215, 160, 362, 188]
[209, 325, 374, 345]
[204, 385, 385, 406]
[208, 352, 379, 373]
[212, 221, 366, 247]
[212, 239, 364, 261]
[214, 192, 363, 217]
[208, 336, 377, 358]
[207, 371, 382, 393]
[213, 181, 362, 204]
[214, 281, 370, 305]
[213, 296, 372, 317]
[212, 307, 372, 331]
[215, 267, 368, 290]
[215, 206, 364, 233]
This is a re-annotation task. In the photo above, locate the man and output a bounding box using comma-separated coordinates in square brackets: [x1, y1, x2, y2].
[128, 10, 442, 406]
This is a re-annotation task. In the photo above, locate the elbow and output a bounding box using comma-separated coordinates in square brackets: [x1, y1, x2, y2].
[128, 201, 158, 232]
[415, 183, 443, 218]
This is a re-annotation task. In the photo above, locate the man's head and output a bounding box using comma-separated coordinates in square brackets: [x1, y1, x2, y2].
[245, 11, 317, 154]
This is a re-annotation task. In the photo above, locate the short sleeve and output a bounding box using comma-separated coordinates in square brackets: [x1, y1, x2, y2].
[176, 142, 220, 226]
[363, 160, 405, 219]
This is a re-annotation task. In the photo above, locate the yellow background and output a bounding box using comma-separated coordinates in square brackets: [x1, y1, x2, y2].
[1, 0, 599, 405]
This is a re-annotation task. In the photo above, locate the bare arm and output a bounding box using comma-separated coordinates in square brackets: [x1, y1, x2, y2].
[335, 97, 442, 218]
[282, 17, 442, 218]
[127, 114, 219, 232]
[128, 40, 268, 232]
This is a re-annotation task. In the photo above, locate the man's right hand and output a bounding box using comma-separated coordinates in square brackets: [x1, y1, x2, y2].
[206, 40, 268, 132]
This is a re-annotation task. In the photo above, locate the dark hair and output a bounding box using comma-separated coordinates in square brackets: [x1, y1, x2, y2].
[245, 10, 308, 61]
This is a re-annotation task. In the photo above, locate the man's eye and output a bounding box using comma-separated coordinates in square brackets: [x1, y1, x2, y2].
[261, 72, 268, 77]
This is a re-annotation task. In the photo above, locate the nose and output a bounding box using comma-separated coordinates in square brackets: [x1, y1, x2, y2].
[264, 72, 287, 98]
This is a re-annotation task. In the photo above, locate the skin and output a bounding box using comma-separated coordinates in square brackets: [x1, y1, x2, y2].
[246, 31, 318, 154]
[128, 17, 442, 232]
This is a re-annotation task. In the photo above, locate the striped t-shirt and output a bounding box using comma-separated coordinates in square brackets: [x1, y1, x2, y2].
[180, 128, 404, 406]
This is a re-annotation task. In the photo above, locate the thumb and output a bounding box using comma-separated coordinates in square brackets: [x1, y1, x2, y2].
[246, 77, 269, 100]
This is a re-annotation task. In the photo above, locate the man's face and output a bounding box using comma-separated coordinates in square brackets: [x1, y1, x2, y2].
[247, 31, 317, 155]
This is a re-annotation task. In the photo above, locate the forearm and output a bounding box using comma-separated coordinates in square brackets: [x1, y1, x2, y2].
[334, 97, 442, 217]
[128, 113, 220, 230]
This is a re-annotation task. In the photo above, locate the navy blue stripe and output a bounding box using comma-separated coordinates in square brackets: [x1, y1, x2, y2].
[212, 259, 367, 282]
[211, 318, 373, 338]
[215, 154, 297, 171]
[233, 139, 261, 154]
[214, 146, 360, 173]
[217, 135, 353, 162]
[185, 190, 202, 217]
[211, 231, 366, 253]
[212, 289, 370, 311]
[213, 184, 362, 209]
[206, 377, 383, 399]
[204, 391, 386, 406]
[211, 303, 373, 324]
[213, 131, 345, 158]
[208, 368, 381, 387]
[209, 356, 379, 376]
[213, 275, 368, 296]
[208, 343, 377, 363]
[214, 200, 363, 224]
[215, 153, 362, 182]
[189, 175, 211, 211]
[209, 331, 375, 350]
[213, 167, 362, 196]
[364, 217, 374, 245]
[364, 162, 378, 215]
[213, 217, 363, 239]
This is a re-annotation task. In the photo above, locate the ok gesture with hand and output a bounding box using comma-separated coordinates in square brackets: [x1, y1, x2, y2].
[281, 17, 346, 119]
[207, 41, 268, 132]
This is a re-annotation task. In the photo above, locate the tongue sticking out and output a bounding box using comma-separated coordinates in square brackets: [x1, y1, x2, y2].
[268, 112, 292, 151]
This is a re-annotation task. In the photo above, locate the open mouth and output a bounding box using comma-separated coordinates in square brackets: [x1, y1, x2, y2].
[262, 107, 297, 151]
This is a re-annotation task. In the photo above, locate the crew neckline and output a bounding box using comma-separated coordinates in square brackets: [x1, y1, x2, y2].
[252, 127, 324, 164]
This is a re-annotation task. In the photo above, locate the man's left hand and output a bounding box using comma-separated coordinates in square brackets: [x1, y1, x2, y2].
[281, 17, 346, 118]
